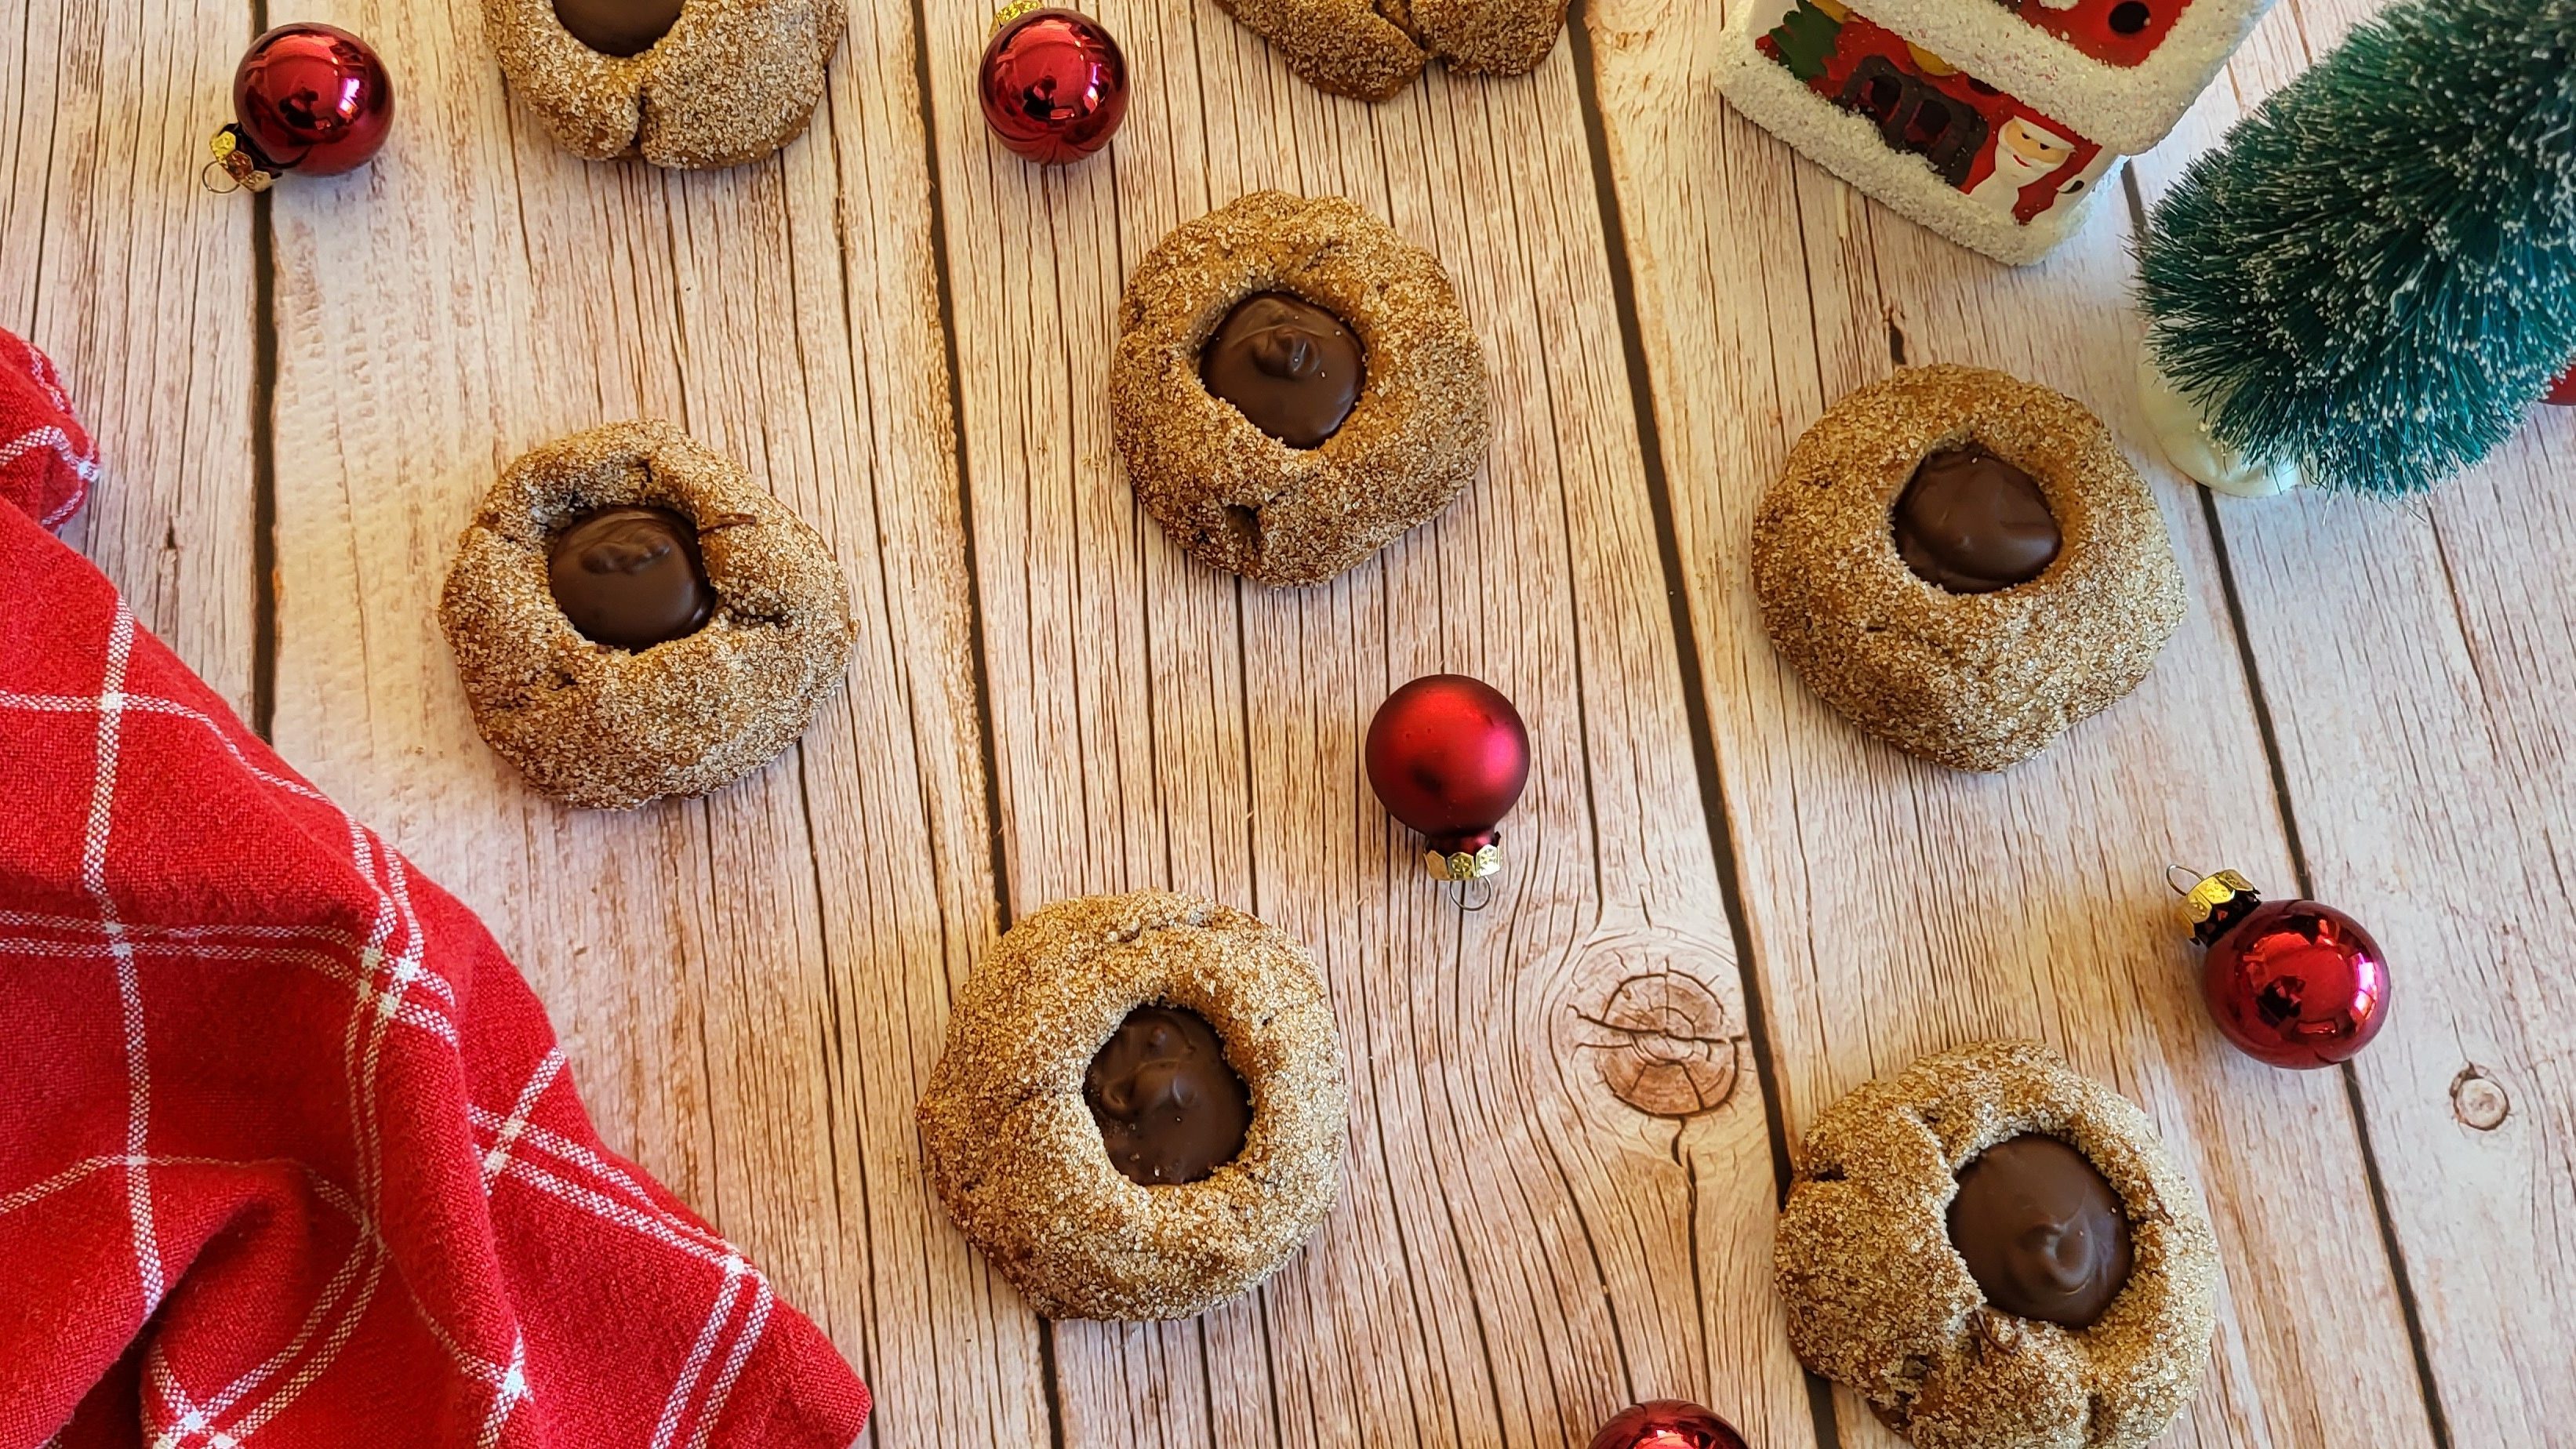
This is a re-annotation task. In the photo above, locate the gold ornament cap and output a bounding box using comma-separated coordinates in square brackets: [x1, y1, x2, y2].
[2178, 868, 2256, 928]
[203, 127, 276, 194]
[990, 0, 1050, 34]
[1426, 844, 1500, 881]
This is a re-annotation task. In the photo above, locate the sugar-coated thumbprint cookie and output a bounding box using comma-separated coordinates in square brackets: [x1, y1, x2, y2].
[1215, 0, 1570, 100]
[485, 0, 845, 168]
[1775, 1041, 2220, 1449]
[1110, 191, 1490, 587]
[438, 420, 852, 809]
[917, 892, 1348, 1320]
[1751, 365, 2185, 771]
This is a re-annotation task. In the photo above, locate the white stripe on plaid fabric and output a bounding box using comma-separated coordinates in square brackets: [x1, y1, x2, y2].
[473, 1335, 529, 1449]
[16, 332, 99, 528]
[2, 426, 100, 527]
[0, 1149, 505, 1398]
[650, 1255, 752, 1449]
[480, 1050, 566, 1189]
[79, 604, 163, 1312]
[300, 1172, 521, 1397]
[1, 592, 804, 1449]
[0, 689, 330, 802]
[463, 1109, 720, 1245]
[0, 910, 365, 945]
[0, 663, 523, 1438]
[0, 1150, 397, 1449]
[16, 333, 80, 420]
[0, 1153, 291, 1219]
[0, 914, 460, 1013]
[181, 1244, 390, 1446]
[0, 426, 97, 481]
[489, 1154, 755, 1273]
[1, 332, 101, 528]
[31, 656, 452, 1441]
[684, 1276, 772, 1449]
[144, 1237, 385, 1449]
[0, 937, 458, 1044]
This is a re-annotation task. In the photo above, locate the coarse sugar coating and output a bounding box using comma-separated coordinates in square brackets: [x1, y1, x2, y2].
[1111, 191, 1490, 588]
[917, 892, 1349, 1320]
[1775, 1040, 2220, 1449]
[483, 0, 843, 169]
[1213, 0, 1568, 100]
[438, 419, 852, 810]
[1751, 365, 2186, 771]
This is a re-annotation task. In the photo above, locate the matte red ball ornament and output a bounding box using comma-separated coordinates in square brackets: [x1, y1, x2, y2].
[1365, 674, 1531, 882]
[207, 23, 394, 192]
[2545, 360, 2576, 407]
[2178, 869, 2391, 1069]
[1588, 1400, 1750, 1449]
[977, 4, 1128, 165]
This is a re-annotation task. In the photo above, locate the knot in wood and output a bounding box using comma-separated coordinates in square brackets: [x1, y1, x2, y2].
[2451, 1065, 2509, 1131]
[1573, 963, 1739, 1118]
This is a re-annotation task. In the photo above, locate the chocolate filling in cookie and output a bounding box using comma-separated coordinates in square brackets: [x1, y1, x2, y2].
[1948, 1133, 2134, 1328]
[1085, 1004, 1253, 1186]
[1200, 292, 1365, 448]
[1892, 445, 2061, 594]
[917, 892, 1348, 1320]
[554, 0, 682, 56]
[547, 505, 714, 651]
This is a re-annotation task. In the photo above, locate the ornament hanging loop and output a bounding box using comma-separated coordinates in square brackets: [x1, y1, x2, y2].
[1452, 877, 1494, 913]
[203, 126, 275, 194]
[2164, 863, 2203, 896]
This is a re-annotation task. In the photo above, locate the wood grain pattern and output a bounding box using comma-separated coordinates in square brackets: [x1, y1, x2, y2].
[1583, 0, 2452, 1443]
[0, 0, 256, 714]
[5, 0, 2570, 1440]
[258, 0, 1041, 1442]
[2130, 2, 2576, 1440]
[917, 4, 1808, 1444]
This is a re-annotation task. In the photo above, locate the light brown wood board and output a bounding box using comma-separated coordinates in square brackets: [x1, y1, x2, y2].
[3, 0, 2567, 1442]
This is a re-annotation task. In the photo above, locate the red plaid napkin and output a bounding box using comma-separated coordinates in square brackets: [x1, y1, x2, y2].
[0, 330, 869, 1448]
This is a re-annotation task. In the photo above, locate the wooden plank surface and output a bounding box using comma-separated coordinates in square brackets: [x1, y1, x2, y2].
[4, 0, 2571, 1442]
[916, 4, 1806, 1444]
[1583, 0, 2443, 1444]
[255, 0, 1042, 1442]
[2129, 2, 2576, 1440]
[0, 0, 256, 715]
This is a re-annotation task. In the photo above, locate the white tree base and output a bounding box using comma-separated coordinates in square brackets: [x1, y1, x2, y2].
[2136, 352, 2304, 497]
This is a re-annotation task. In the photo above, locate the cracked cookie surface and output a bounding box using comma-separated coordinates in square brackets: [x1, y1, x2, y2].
[1215, 0, 1569, 99]
[438, 419, 852, 809]
[485, 0, 843, 168]
[1110, 191, 1490, 587]
[1775, 1041, 2220, 1449]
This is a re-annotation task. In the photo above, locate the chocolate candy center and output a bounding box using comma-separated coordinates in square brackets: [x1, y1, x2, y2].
[1084, 1004, 1252, 1186]
[1892, 444, 2061, 593]
[547, 505, 715, 651]
[1947, 1134, 2134, 1327]
[1199, 292, 1364, 449]
[554, 0, 684, 56]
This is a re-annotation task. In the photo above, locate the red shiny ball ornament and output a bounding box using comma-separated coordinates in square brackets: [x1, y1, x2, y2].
[211, 23, 393, 190]
[2545, 359, 2576, 407]
[1365, 674, 1531, 881]
[976, 6, 1128, 165]
[1589, 1400, 1750, 1449]
[2180, 870, 2390, 1069]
